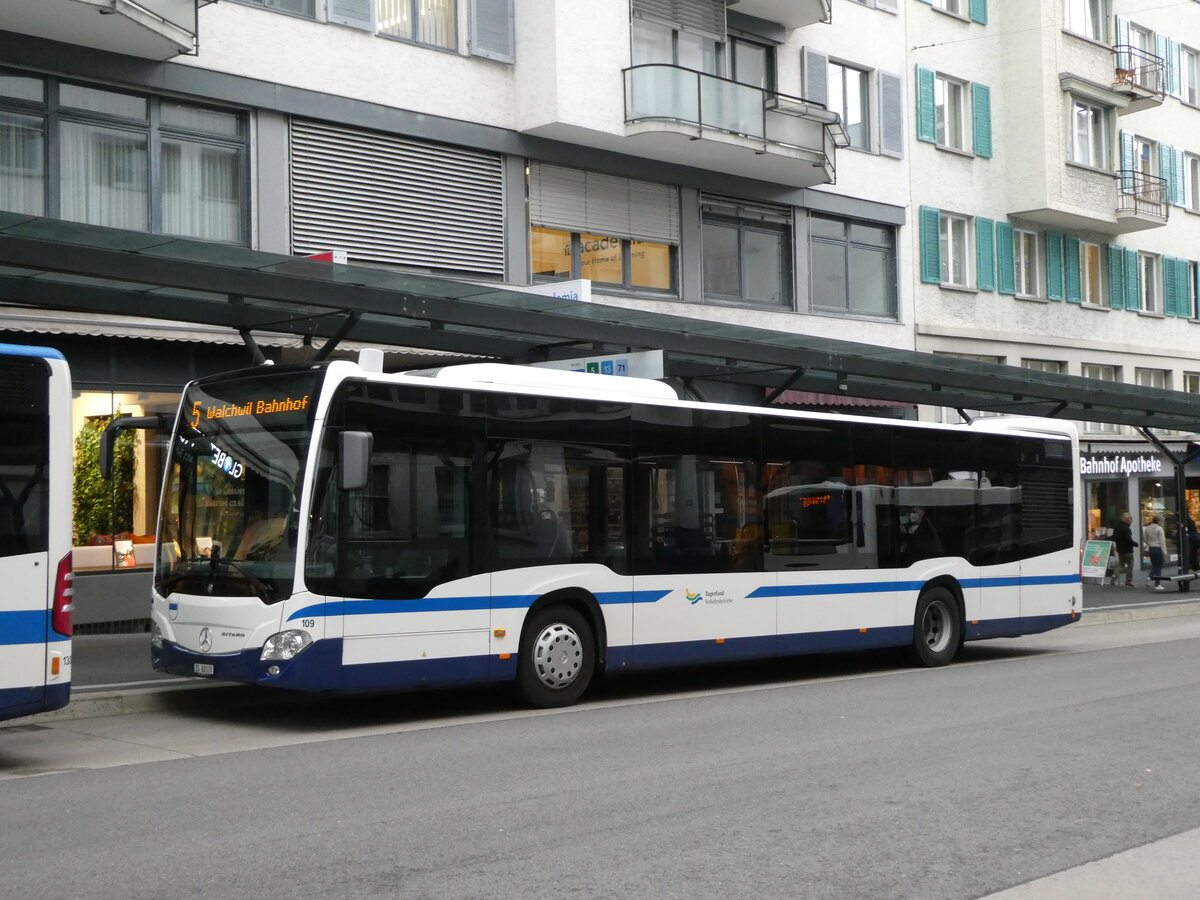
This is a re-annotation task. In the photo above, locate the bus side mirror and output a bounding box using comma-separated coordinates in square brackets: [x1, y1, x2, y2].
[340, 431, 373, 492]
[100, 414, 172, 480]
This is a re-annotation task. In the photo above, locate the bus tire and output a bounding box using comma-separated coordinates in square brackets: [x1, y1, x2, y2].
[911, 586, 961, 667]
[516, 606, 595, 708]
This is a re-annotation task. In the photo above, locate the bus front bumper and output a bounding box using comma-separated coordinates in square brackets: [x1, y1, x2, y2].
[152, 638, 343, 691]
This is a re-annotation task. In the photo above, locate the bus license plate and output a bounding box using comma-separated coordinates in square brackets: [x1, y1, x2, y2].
[193, 663, 215, 676]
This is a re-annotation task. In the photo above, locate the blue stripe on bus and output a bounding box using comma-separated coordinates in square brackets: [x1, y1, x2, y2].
[751, 574, 1081, 599]
[286, 589, 673, 622]
[0, 610, 68, 646]
[0, 683, 70, 722]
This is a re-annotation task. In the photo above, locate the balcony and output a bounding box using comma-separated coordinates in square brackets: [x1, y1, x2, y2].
[0, 0, 201, 59]
[724, 0, 831, 29]
[1111, 44, 1165, 113]
[1116, 169, 1169, 231]
[622, 65, 846, 189]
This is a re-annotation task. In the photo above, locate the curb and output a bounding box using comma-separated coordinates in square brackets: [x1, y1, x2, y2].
[23, 600, 1200, 725]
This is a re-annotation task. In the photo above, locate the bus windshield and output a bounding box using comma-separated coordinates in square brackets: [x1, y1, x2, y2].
[156, 369, 324, 603]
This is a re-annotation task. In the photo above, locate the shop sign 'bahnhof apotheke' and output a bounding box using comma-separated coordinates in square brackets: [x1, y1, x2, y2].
[1079, 453, 1166, 477]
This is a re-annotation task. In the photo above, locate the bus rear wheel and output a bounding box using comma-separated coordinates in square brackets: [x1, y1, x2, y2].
[516, 606, 595, 708]
[911, 586, 961, 667]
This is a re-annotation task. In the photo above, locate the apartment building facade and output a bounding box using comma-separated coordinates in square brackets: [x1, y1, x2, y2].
[0, 0, 913, 616]
[906, 0, 1200, 549]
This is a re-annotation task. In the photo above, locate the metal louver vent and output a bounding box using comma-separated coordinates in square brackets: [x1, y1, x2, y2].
[290, 119, 505, 275]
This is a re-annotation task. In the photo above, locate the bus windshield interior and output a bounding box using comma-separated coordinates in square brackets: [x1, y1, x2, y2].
[156, 370, 322, 602]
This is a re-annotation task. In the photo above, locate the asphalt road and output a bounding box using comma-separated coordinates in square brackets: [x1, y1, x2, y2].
[4, 614, 1200, 898]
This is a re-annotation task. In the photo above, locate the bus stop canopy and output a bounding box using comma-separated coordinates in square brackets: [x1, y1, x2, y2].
[1, 211, 1199, 434]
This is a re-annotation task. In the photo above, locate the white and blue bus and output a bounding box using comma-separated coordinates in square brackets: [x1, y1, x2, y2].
[149, 354, 1080, 707]
[0, 343, 73, 722]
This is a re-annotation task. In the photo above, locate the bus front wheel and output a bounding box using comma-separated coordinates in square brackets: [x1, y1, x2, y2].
[911, 586, 961, 667]
[516, 606, 595, 708]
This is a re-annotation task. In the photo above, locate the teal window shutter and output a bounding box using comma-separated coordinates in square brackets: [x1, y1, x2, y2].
[1168, 39, 1181, 97]
[916, 67, 936, 144]
[1119, 132, 1134, 192]
[1107, 244, 1125, 310]
[996, 221, 1015, 295]
[1115, 18, 1131, 71]
[969, 0, 987, 25]
[1163, 256, 1177, 316]
[971, 83, 992, 159]
[1176, 149, 1187, 206]
[1064, 237, 1081, 303]
[1160, 142, 1175, 205]
[919, 206, 941, 284]
[1045, 232, 1064, 301]
[1124, 247, 1140, 311]
[976, 218, 995, 291]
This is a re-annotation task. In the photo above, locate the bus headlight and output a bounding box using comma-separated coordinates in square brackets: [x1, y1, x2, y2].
[151, 623, 163, 649]
[260, 630, 312, 661]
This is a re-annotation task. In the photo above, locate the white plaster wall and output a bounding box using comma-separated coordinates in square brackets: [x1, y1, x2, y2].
[181, 1, 519, 128]
[513, 0, 630, 136]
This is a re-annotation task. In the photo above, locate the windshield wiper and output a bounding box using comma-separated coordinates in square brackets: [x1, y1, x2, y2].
[156, 556, 276, 602]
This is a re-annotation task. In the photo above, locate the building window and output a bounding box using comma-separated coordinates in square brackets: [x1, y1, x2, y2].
[1024, 359, 1065, 374]
[1136, 368, 1169, 390]
[1185, 372, 1200, 395]
[702, 201, 792, 309]
[731, 37, 774, 91]
[808, 214, 896, 318]
[935, 74, 966, 151]
[377, 0, 457, 49]
[1014, 229, 1039, 296]
[1129, 25, 1157, 91]
[0, 74, 247, 242]
[631, 17, 723, 75]
[1064, 0, 1105, 42]
[1185, 153, 1200, 213]
[531, 227, 675, 293]
[1071, 99, 1106, 168]
[934, 0, 965, 15]
[828, 61, 870, 150]
[239, 0, 315, 16]
[939, 212, 970, 287]
[1184, 261, 1198, 319]
[1080, 240, 1104, 305]
[1082, 363, 1121, 434]
[1139, 251, 1160, 312]
[1182, 46, 1199, 106]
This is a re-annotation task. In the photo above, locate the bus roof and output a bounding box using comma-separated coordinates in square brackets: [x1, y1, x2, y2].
[0, 342, 65, 361]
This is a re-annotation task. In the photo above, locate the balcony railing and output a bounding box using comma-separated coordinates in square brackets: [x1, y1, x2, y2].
[623, 64, 845, 154]
[1112, 44, 1166, 100]
[1117, 170, 1168, 221]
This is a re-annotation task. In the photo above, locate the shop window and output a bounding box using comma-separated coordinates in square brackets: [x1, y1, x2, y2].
[71, 390, 177, 572]
[531, 227, 675, 293]
[0, 73, 248, 243]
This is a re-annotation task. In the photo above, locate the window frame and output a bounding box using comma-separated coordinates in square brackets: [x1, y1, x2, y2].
[1185, 153, 1200, 214]
[1138, 251, 1160, 313]
[1070, 97, 1108, 169]
[1081, 363, 1121, 434]
[938, 211, 971, 288]
[530, 226, 678, 296]
[1079, 240, 1105, 306]
[701, 205, 794, 310]
[0, 71, 249, 243]
[375, 0, 458, 51]
[232, 0, 316, 18]
[1014, 228, 1040, 297]
[1063, 0, 1106, 43]
[827, 60, 871, 152]
[808, 212, 897, 320]
[1182, 45, 1200, 106]
[935, 73, 967, 151]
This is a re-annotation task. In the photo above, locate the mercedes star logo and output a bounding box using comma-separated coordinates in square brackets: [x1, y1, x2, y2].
[199, 627, 212, 653]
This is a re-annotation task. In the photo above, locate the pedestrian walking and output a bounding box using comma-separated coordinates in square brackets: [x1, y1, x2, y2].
[1112, 511, 1136, 587]
[1144, 514, 1167, 591]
